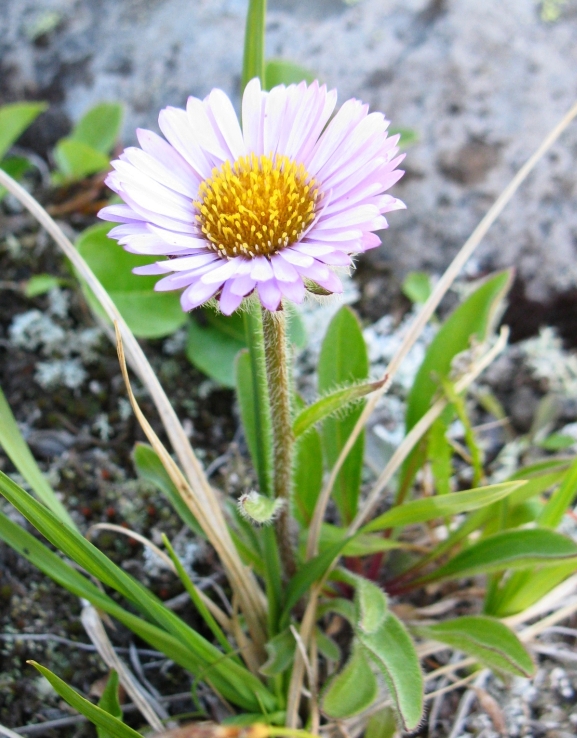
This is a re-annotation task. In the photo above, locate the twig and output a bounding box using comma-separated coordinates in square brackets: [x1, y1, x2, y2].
[446, 669, 490, 738]
[306, 98, 577, 560]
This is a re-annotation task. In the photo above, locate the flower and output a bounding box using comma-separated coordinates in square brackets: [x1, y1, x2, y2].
[99, 79, 406, 315]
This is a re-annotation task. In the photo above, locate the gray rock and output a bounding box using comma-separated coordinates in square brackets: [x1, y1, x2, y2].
[2, 0, 577, 300]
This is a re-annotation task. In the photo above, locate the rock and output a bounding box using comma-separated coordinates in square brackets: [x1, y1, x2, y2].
[1, 0, 577, 301]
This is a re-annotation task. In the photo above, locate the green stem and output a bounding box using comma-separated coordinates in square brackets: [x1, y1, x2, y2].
[262, 307, 296, 577]
[242, 0, 267, 92]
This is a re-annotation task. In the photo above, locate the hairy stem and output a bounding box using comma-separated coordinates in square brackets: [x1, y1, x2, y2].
[262, 307, 296, 577]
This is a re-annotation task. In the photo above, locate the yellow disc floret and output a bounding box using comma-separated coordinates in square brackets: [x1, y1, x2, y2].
[194, 153, 320, 259]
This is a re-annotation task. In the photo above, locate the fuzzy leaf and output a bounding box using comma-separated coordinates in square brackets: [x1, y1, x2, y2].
[417, 528, 577, 585]
[318, 306, 369, 523]
[354, 577, 388, 635]
[293, 426, 323, 526]
[358, 612, 424, 731]
[293, 378, 384, 438]
[260, 629, 296, 676]
[415, 616, 534, 677]
[321, 640, 378, 719]
[363, 481, 524, 533]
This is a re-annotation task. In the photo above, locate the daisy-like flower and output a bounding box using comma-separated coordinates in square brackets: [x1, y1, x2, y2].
[99, 79, 405, 315]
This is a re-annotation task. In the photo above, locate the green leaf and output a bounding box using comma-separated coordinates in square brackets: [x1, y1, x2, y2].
[0, 102, 47, 160]
[537, 455, 577, 529]
[0, 156, 34, 199]
[71, 102, 124, 155]
[281, 538, 351, 628]
[354, 577, 388, 635]
[24, 273, 65, 297]
[97, 671, 123, 738]
[415, 616, 534, 677]
[242, 0, 267, 90]
[76, 224, 187, 339]
[132, 443, 204, 538]
[264, 59, 316, 89]
[358, 612, 423, 731]
[54, 138, 110, 181]
[0, 385, 75, 528]
[318, 524, 410, 556]
[187, 316, 245, 387]
[30, 662, 141, 738]
[538, 433, 576, 451]
[489, 561, 577, 617]
[293, 427, 323, 527]
[363, 481, 524, 533]
[402, 271, 432, 305]
[388, 127, 419, 149]
[318, 306, 369, 523]
[260, 629, 296, 676]
[417, 528, 577, 585]
[365, 707, 398, 738]
[427, 416, 452, 495]
[401, 270, 513, 494]
[321, 640, 378, 719]
[0, 473, 277, 713]
[293, 379, 384, 438]
[316, 628, 341, 662]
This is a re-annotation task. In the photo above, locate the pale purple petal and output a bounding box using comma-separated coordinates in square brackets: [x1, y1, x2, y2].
[158, 107, 213, 180]
[132, 263, 167, 275]
[181, 279, 222, 311]
[200, 258, 241, 285]
[121, 146, 199, 198]
[219, 281, 244, 315]
[186, 96, 229, 162]
[204, 89, 246, 161]
[278, 278, 306, 303]
[257, 279, 282, 311]
[250, 256, 274, 281]
[230, 274, 256, 296]
[242, 78, 266, 155]
[136, 128, 201, 188]
[165, 252, 219, 272]
[271, 254, 299, 282]
[279, 248, 314, 267]
[98, 203, 146, 223]
[263, 85, 288, 155]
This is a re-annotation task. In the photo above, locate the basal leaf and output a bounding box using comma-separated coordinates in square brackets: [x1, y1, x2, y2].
[24, 274, 64, 297]
[0, 386, 75, 528]
[538, 455, 577, 529]
[264, 59, 316, 89]
[354, 576, 388, 635]
[318, 523, 411, 557]
[417, 528, 577, 585]
[133, 443, 204, 538]
[401, 270, 513, 494]
[318, 306, 369, 523]
[0, 102, 47, 160]
[76, 224, 186, 339]
[415, 616, 534, 677]
[71, 102, 124, 154]
[293, 427, 323, 527]
[321, 640, 378, 719]
[260, 629, 296, 676]
[363, 481, 524, 533]
[402, 271, 432, 305]
[365, 707, 398, 738]
[358, 612, 424, 731]
[187, 317, 245, 387]
[54, 138, 110, 181]
[97, 670, 123, 738]
[489, 561, 577, 617]
[30, 663, 141, 738]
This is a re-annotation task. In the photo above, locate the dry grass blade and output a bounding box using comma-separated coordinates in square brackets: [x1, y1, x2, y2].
[114, 324, 267, 656]
[306, 99, 577, 560]
[0, 724, 24, 738]
[87, 522, 176, 571]
[0, 169, 267, 650]
[81, 602, 166, 730]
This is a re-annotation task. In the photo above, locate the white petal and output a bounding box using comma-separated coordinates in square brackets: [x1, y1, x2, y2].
[158, 107, 213, 180]
[205, 88, 245, 160]
[201, 258, 241, 284]
[242, 78, 266, 155]
[263, 85, 288, 156]
[250, 256, 274, 281]
[279, 248, 314, 267]
[122, 146, 199, 198]
[186, 95, 229, 161]
[271, 254, 298, 282]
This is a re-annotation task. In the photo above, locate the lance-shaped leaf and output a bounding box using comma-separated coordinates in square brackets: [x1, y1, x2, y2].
[415, 616, 534, 677]
[363, 481, 524, 533]
[97, 670, 123, 738]
[30, 662, 142, 738]
[416, 528, 577, 585]
[358, 612, 424, 731]
[293, 426, 323, 527]
[260, 629, 296, 677]
[293, 378, 385, 438]
[133, 443, 204, 538]
[319, 306, 369, 523]
[264, 59, 316, 89]
[70, 102, 123, 155]
[321, 640, 378, 719]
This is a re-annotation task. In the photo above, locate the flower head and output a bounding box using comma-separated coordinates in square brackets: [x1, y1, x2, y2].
[99, 79, 405, 314]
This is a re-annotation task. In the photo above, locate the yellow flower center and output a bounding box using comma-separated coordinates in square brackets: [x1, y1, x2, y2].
[194, 153, 320, 259]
